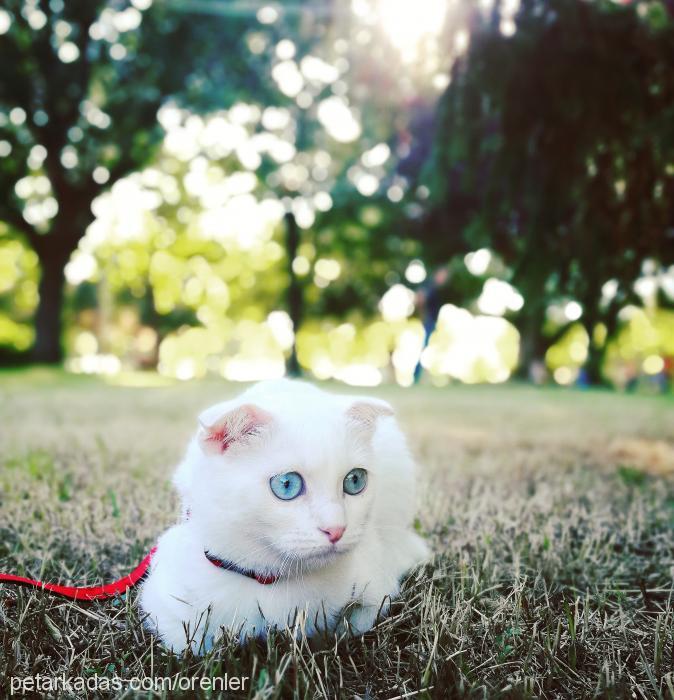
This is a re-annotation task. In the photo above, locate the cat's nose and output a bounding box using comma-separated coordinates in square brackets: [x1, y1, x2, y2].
[320, 526, 346, 544]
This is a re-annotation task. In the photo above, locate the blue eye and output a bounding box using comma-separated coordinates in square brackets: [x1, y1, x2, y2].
[270, 472, 304, 500]
[343, 468, 368, 496]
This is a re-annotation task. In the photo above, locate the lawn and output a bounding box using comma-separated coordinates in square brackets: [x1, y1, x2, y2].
[1, 370, 673, 698]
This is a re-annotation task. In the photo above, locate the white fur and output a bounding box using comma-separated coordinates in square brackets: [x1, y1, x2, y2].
[139, 379, 428, 653]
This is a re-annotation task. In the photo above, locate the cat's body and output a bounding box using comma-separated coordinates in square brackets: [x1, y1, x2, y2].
[140, 380, 428, 653]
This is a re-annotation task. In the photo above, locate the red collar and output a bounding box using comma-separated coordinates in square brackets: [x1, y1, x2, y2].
[204, 551, 277, 585]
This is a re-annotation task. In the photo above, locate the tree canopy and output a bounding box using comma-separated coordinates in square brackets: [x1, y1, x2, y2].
[426, 0, 674, 381]
[0, 0, 262, 361]
[0, 0, 672, 388]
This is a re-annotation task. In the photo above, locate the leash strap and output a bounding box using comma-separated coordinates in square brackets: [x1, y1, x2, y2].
[0, 547, 156, 601]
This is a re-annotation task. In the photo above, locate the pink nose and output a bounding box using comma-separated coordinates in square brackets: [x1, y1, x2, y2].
[320, 526, 346, 544]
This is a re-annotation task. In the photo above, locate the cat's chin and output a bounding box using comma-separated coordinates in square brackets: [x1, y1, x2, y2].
[281, 543, 352, 570]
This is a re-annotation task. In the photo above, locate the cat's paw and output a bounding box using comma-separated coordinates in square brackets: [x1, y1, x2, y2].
[345, 603, 383, 636]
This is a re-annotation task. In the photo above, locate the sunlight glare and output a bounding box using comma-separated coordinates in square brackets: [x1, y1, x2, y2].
[377, 0, 447, 60]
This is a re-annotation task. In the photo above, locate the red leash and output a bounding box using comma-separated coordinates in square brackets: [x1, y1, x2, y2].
[0, 543, 282, 601]
[0, 547, 156, 601]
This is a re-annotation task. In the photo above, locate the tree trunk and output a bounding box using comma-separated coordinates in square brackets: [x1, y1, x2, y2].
[582, 315, 610, 386]
[284, 212, 303, 377]
[514, 302, 548, 382]
[584, 340, 607, 386]
[580, 298, 613, 387]
[32, 252, 68, 364]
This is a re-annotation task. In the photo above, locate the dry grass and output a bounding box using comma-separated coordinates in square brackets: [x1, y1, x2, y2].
[1, 369, 673, 698]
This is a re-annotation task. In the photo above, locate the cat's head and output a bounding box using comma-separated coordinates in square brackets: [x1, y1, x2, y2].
[177, 384, 395, 574]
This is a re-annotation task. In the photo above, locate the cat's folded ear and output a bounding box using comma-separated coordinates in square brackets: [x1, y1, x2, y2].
[346, 398, 394, 440]
[198, 402, 273, 455]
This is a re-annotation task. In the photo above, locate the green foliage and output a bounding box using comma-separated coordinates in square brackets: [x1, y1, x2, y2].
[428, 0, 674, 379]
[0, 231, 38, 353]
[617, 465, 648, 487]
[0, 0, 265, 360]
[0, 0, 260, 207]
[0, 0, 672, 385]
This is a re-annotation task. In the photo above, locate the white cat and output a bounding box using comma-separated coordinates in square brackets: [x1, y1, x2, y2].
[140, 379, 428, 653]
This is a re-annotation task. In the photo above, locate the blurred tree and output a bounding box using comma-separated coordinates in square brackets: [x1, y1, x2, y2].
[60, 31, 421, 378]
[197, 1, 448, 374]
[0, 0, 262, 362]
[426, 0, 674, 382]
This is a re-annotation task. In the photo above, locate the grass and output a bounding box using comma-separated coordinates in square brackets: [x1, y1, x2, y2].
[1, 369, 673, 698]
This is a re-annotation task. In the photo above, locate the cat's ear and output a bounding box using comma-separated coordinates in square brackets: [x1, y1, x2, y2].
[346, 398, 394, 439]
[198, 402, 273, 455]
